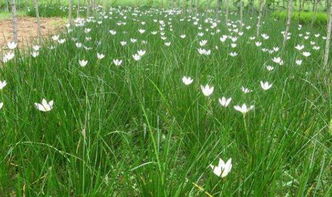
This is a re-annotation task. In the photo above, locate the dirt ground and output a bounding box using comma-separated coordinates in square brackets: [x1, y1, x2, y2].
[0, 17, 66, 49]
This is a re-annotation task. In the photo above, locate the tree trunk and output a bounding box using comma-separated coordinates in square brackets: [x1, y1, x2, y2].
[225, 0, 229, 22]
[10, 0, 18, 43]
[33, 0, 42, 43]
[6, 0, 10, 12]
[311, 0, 318, 26]
[323, 0, 332, 69]
[77, 0, 80, 18]
[256, 0, 265, 37]
[69, 0, 73, 24]
[217, 0, 222, 10]
[282, 0, 293, 48]
[240, 0, 243, 29]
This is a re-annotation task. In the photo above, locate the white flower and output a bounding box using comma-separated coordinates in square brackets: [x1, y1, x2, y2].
[130, 38, 137, 43]
[3, 52, 15, 63]
[137, 50, 146, 56]
[132, 54, 141, 61]
[197, 48, 211, 55]
[234, 104, 254, 114]
[138, 29, 146, 34]
[76, 42, 82, 48]
[296, 59, 303, 65]
[109, 30, 117, 35]
[210, 158, 232, 178]
[272, 57, 284, 65]
[241, 86, 252, 93]
[113, 59, 123, 66]
[200, 84, 214, 97]
[52, 35, 59, 41]
[31, 51, 39, 58]
[231, 43, 237, 48]
[260, 81, 272, 90]
[7, 41, 17, 50]
[229, 52, 238, 57]
[164, 42, 171, 46]
[0, 81, 7, 90]
[120, 41, 127, 46]
[199, 40, 208, 46]
[58, 39, 66, 44]
[266, 65, 274, 71]
[97, 53, 105, 60]
[79, 60, 88, 67]
[180, 34, 186, 39]
[34, 99, 54, 112]
[218, 97, 232, 107]
[182, 76, 193, 85]
[302, 51, 311, 57]
[0, 102, 3, 110]
[295, 44, 304, 51]
[33, 45, 41, 51]
[255, 42, 262, 47]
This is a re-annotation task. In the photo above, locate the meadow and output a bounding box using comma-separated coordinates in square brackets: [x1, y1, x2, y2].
[0, 2, 332, 196]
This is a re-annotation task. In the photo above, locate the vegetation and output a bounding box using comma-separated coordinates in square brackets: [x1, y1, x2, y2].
[0, 0, 332, 196]
[273, 11, 328, 25]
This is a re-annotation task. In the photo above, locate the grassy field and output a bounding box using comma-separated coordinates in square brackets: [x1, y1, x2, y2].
[0, 4, 332, 196]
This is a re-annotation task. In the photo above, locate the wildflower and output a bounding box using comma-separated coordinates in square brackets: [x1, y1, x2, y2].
[0, 102, 3, 110]
[272, 57, 284, 65]
[295, 44, 304, 51]
[3, 52, 15, 63]
[34, 99, 54, 112]
[79, 60, 88, 67]
[266, 65, 274, 71]
[210, 158, 232, 178]
[52, 35, 59, 41]
[295, 59, 302, 65]
[182, 76, 193, 85]
[97, 53, 105, 60]
[137, 50, 146, 56]
[132, 54, 141, 61]
[197, 48, 211, 55]
[302, 51, 311, 57]
[109, 30, 117, 35]
[218, 97, 232, 107]
[33, 45, 41, 51]
[241, 87, 252, 94]
[260, 81, 272, 90]
[7, 41, 17, 50]
[229, 52, 238, 57]
[31, 51, 39, 58]
[234, 104, 254, 114]
[113, 59, 123, 66]
[200, 84, 214, 97]
[0, 81, 7, 90]
[164, 42, 171, 46]
[199, 40, 208, 46]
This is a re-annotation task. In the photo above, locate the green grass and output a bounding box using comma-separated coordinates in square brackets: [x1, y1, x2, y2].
[0, 11, 26, 20]
[272, 11, 328, 26]
[0, 6, 331, 196]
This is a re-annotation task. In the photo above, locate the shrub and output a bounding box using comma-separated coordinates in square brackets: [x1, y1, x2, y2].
[272, 11, 328, 26]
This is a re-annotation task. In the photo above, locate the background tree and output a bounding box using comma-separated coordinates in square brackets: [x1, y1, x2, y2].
[33, 0, 42, 43]
[256, 0, 266, 37]
[10, 0, 18, 43]
[324, 0, 332, 69]
[282, 0, 293, 48]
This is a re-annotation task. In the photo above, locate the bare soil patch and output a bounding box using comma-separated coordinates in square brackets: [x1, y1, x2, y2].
[0, 17, 66, 49]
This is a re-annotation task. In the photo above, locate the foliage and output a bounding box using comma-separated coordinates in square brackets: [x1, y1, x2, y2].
[272, 11, 328, 26]
[26, 4, 86, 18]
